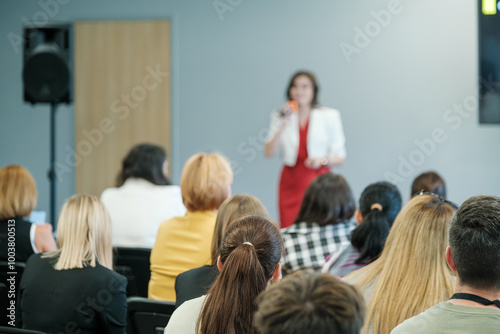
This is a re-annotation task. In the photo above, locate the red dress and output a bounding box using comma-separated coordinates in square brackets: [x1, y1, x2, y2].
[279, 118, 330, 228]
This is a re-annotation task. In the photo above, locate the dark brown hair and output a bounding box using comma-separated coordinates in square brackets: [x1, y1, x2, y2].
[116, 143, 170, 187]
[286, 71, 319, 107]
[197, 215, 283, 334]
[210, 194, 269, 265]
[449, 195, 500, 290]
[411, 171, 446, 198]
[255, 271, 365, 334]
[294, 173, 355, 226]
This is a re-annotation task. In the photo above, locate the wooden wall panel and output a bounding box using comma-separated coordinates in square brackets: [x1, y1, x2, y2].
[74, 20, 171, 196]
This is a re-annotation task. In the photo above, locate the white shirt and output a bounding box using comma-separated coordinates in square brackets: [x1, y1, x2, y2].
[101, 178, 186, 249]
[266, 106, 346, 166]
[164, 295, 206, 334]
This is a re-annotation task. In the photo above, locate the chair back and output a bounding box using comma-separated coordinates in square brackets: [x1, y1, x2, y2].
[0, 261, 26, 327]
[113, 247, 151, 297]
[126, 297, 176, 334]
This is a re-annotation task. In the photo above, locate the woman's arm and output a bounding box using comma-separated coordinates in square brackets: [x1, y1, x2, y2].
[34, 223, 58, 253]
[304, 155, 344, 169]
[264, 105, 293, 158]
[264, 129, 284, 157]
[304, 109, 346, 169]
[101, 275, 128, 334]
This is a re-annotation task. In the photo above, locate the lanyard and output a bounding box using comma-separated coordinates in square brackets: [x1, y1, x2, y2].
[450, 293, 500, 309]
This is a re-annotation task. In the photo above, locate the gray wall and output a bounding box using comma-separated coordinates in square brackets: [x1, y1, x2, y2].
[1, 0, 499, 224]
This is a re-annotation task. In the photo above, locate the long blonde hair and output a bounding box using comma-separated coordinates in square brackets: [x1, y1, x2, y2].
[46, 194, 113, 270]
[346, 194, 456, 334]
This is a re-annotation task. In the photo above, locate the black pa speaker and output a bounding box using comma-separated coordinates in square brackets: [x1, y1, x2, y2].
[22, 24, 72, 104]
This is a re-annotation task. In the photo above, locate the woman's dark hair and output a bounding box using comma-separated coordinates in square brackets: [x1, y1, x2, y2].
[350, 182, 402, 264]
[197, 215, 283, 334]
[116, 143, 171, 186]
[286, 71, 319, 107]
[294, 173, 355, 227]
[411, 171, 446, 199]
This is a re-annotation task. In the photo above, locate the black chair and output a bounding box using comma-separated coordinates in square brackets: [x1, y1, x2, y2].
[113, 248, 151, 298]
[0, 326, 46, 333]
[126, 297, 176, 334]
[0, 262, 26, 327]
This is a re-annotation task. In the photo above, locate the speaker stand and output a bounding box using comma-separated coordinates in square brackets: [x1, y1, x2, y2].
[48, 102, 58, 227]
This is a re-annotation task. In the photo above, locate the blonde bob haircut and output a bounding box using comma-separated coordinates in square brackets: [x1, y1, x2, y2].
[180, 153, 233, 212]
[45, 194, 113, 270]
[345, 194, 456, 334]
[0, 165, 38, 220]
[210, 194, 270, 264]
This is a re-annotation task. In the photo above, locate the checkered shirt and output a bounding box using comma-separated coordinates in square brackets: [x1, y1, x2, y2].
[281, 220, 357, 276]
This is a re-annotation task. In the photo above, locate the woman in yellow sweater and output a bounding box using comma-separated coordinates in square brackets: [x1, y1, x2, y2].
[148, 153, 233, 302]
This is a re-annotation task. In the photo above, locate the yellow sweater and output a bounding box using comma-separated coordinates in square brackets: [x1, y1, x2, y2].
[148, 210, 216, 302]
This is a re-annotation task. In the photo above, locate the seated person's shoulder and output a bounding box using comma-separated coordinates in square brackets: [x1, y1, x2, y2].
[99, 263, 127, 285]
[391, 302, 451, 334]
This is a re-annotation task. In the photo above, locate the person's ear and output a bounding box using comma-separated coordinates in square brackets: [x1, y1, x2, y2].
[162, 160, 169, 177]
[272, 263, 281, 282]
[446, 246, 457, 272]
[355, 210, 363, 224]
[217, 255, 223, 272]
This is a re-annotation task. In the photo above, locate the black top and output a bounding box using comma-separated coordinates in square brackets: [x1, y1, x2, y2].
[18, 253, 127, 334]
[0, 218, 35, 262]
[174, 265, 219, 308]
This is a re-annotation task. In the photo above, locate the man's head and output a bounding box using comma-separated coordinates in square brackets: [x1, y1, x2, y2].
[448, 195, 500, 290]
[254, 271, 365, 334]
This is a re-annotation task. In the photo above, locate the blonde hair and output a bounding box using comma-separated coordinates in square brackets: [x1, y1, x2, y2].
[346, 195, 456, 334]
[210, 194, 270, 264]
[46, 194, 113, 270]
[0, 165, 37, 220]
[180, 153, 233, 212]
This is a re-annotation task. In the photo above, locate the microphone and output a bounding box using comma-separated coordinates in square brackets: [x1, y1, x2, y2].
[280, 100, 298, 117]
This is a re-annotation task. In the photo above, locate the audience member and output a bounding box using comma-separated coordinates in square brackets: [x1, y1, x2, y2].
[392, 195, 500, 333]
[101, 143, 185, 248]
[255, 270, 365, 334]
[164, 215, 283, 334]
[344, 194, 456, 334]
[0, 165, 57, 262]
[18, 194, 127, 333]
[281, 173, 356, 276]
[411, 171, 446, 198]
[149, 153, 233, 302]
[324, 182, 402, 277]
[174, 194, 269, 308]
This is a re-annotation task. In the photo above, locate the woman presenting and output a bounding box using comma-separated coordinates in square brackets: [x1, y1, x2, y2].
[265, 71, 346, 228]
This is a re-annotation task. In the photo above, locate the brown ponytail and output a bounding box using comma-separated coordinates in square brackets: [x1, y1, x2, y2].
[197, 215, 283, 334]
